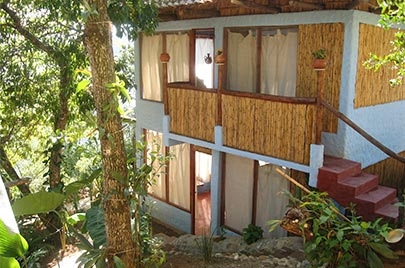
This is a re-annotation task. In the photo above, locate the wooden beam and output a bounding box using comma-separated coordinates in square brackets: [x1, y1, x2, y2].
[177, 8, 220, 20]
[345, 0, 378, 11]
[289, 1, 325, 10]
[231, 0, 280, 14]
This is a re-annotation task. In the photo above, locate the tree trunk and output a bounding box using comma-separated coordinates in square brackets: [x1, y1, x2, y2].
[84, 1, 136, 267]
[0, 145, 30, 195]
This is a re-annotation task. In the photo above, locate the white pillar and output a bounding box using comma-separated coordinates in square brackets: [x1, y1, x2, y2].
[210, 150, 223, 235]
[309, 144, 324, 187]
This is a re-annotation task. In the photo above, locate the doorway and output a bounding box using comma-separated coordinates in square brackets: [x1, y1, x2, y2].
[193, 149, 212, 235]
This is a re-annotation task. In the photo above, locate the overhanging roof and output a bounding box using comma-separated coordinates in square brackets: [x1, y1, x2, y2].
[153, 0, 380, 21]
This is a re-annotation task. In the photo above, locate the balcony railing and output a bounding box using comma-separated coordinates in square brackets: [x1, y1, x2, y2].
[166, 83, 316, 165]
[161, 52, 322, 165]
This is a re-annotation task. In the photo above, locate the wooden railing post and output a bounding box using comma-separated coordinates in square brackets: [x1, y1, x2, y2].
[160, 52, 170, 115]
[215, 52, 225, 126]
[315, 67, 325, 144]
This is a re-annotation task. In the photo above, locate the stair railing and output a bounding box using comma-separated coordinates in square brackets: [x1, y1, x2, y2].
[321, 100, 405, 164]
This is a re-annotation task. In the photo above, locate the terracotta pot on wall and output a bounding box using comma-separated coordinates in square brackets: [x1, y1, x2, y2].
[215, 53, 225, 65]
[160, 52, 170, 63]
[313, 59, 327, 70]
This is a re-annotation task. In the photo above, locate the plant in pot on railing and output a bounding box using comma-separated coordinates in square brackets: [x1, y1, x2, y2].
[312, 48, 327, 70]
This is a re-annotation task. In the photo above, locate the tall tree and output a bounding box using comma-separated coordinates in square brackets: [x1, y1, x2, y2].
[83, 1, 158, 266]
[83, 1, 135, 266]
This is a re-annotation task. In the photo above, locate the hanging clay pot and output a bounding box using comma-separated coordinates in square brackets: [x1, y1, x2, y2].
[313, 59, 327, 70]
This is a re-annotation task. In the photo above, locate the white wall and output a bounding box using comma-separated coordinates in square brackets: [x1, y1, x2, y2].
[322, 11, 405, 168]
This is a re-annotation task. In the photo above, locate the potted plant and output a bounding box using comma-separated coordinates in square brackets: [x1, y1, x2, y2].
[312, 48, 327, 70]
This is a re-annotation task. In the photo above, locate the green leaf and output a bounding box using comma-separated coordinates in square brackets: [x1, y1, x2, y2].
[369, 242, 398, 259]
[12, 191, 65, 216]
[64, 180, 90, 197]
[336, 229, 344, 241]
[67, 213, 86, 225]
[367, 250, 384, 268]
[0, 256, 21, 268]
[0, 220, 28, 258]
[85, 206, 106, 248]
[267, 219, 281, 233]
[360, 221, 370, 229]
[113, 255, 126, 268]
[77, 79, 90, 91]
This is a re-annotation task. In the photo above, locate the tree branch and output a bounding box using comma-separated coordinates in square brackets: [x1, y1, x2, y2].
[0, 2, 58, 58]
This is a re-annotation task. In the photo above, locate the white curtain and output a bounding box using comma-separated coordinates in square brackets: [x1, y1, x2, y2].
[261, 30, 297, 96]
[195, 151, 212, 184]
[141, 34, 163, 101]
[224, 154, 253, 232]
[146, 130, 166, 199]
[169, 143, 190, 210]
[167, 33, 190, 83]
[195, 38, 214, 88]
[256, 164, 289, 238]
[227, 31, 257, 92]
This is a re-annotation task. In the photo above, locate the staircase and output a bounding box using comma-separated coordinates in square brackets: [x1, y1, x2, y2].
[317, 155, 398, 221]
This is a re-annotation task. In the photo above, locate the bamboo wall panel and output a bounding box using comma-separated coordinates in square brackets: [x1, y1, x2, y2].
[363, 151, 405, 191]
[296, 23, 344, 134]
[168, 87, 216, 142]
[222, 94, 315, 165]
[355, 24, 405, 107]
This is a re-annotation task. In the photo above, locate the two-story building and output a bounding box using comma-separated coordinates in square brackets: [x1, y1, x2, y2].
[134, 0, 405, 237]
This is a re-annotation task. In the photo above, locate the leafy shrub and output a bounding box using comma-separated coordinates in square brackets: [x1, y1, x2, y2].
[269, 190, 398, 268]
[242, 224, 263, 245]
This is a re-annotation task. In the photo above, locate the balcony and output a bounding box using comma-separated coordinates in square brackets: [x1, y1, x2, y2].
[166, 83, 318, 165]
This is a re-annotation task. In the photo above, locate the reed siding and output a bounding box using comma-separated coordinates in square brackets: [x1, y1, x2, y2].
[296, 23, 344, 133]
[355, 23, 405, 107]
[221, 94, 315, 165]
[363, 151, 405, 190]
[168, 87, 216, 142]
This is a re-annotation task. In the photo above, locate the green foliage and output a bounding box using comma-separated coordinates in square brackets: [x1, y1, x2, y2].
[17, 218, 55, 268]
[242, 224, 264, 245]
[12, 191, 65, 217]
[75, 205, 108, 268]
[195, 230, 214, 263]
[364, 1, 405, 85]
[312, 48, 327, 59]
[138, 211, 166, 268]
[270, 190, 397, 268]
[0, 219, 28, 268]
[108, 0, 159, 40]
[84, 206, 106, 249]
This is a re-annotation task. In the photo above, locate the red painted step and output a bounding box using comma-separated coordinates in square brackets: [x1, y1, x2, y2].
[318, 156, 361, 185]
[375, 202, 399, 221]
[355, 186, 397, 212]
[331, 173, 379, 207]
[317, 155, 398, 222]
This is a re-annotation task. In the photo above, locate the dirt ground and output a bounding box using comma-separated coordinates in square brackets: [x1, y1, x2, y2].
[153, 221, 249, 268]
[47, 220, 405, 268]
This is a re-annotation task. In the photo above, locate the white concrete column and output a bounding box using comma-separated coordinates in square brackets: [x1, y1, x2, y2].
[210, 150, 223, 235]
[309, 144, 324, 187]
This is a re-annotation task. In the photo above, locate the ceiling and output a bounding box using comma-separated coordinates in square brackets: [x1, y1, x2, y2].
[154, 0, 380, 21]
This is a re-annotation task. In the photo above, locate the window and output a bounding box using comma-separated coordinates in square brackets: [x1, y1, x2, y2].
[226, 27, 298, 96]
[145, 130, 166, 199]
[141, 32, 190, 101]
[195, 29, 214, 88]
[144, 129, 191, 211]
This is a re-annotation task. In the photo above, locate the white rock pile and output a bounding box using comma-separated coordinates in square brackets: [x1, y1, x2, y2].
[156, 233, 311, 268]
